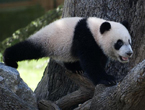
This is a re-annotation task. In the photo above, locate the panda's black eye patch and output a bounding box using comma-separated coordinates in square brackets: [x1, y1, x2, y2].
[114, 39, 124, 50]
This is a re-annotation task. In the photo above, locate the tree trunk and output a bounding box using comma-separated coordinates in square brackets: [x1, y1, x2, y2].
[35, 0, 145, 110]
[35, 59, 78, 102]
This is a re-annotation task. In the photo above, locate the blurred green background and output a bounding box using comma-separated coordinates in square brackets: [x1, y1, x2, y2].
[18, 58, 49, 91]
[0, 5, 45, 41]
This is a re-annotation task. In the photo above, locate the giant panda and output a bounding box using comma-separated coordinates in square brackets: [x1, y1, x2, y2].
[3, 17, 133, 86]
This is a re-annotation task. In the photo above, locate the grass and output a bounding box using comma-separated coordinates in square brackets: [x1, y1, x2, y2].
[17, 58, 49, 91]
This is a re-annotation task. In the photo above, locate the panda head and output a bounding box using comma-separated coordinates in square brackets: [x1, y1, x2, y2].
[98, 20, 133, 63]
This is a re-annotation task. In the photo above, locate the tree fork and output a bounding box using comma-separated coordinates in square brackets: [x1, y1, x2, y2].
[38, 62, 95, 110]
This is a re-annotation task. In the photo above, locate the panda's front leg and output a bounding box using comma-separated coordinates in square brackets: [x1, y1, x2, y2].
[78, 53, 116, 86]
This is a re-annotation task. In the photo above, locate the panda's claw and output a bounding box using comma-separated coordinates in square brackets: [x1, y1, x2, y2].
[98, 75, 116, 86]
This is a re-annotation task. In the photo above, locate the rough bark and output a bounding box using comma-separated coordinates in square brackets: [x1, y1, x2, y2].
[35, 59, 78, 102]
[38, 100, 60, 110]
[90, 59, 145, 110]
[36, 0, 145, 110]
[35, 60, 94, 110]
[0, 63, 38, 110]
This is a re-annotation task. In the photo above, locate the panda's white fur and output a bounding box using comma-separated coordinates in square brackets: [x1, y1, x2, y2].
[87, 17, 133, 63]
[3, 17, 133, 86]
[27, 17, 132, 63]
[28, 17, 82, 62]
[94, 21, 132, 62]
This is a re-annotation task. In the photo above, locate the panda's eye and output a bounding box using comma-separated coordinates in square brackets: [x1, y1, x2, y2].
[117, 40, 123, 46]
[114, 39, 124, 50]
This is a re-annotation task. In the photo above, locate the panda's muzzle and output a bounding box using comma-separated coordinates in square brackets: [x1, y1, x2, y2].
[119, 56, 129, 61]
[126, 52, 133, 57]
[119, 51, 133, 62]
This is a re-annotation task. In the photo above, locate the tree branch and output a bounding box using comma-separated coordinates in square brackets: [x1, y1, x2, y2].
[38, 60, 145, 110]
[55, 87, 94, 110]
[38, 62, 95, 110]
[38, 100, 60, 110]
[54, 63, 95, 110]
[38, 57, 145, 110]
[89, 59, 145, 110]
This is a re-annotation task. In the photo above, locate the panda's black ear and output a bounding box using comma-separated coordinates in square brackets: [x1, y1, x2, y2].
[100, 22, 111, 34]
[121, 21, 129, 30]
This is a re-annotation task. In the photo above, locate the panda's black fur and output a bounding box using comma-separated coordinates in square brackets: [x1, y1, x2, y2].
[65, 18, 115, 86]
[3, 40, 47, 68]
[3, 17, 133, 86]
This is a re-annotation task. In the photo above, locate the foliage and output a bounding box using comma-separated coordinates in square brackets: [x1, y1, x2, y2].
[0, 5, 45, 41]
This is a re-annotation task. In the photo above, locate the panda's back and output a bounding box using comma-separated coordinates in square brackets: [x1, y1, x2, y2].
[28, 17, 82, 62]
[47, 17, 83, 62]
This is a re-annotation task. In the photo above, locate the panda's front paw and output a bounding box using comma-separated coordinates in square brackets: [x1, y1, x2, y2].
[98, 75, 116, 86]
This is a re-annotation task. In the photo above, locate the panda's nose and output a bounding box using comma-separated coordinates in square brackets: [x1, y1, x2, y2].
[126, 52, 133, 57]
